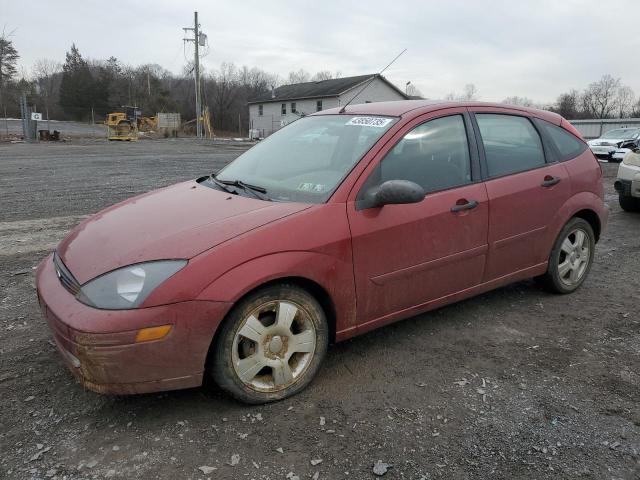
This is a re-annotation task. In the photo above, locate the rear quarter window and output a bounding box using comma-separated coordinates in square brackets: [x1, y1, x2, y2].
[539, 121, 587, 161]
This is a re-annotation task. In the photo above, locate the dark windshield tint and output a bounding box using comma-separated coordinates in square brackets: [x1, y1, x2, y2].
[217, 115, 397, 203]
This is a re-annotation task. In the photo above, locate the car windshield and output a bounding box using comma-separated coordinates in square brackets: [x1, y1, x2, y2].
[601, 128, 640, 139]
[216, 115, 397, 203]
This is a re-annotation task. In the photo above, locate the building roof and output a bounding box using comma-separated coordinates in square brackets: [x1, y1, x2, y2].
[248, 74, 408, 104]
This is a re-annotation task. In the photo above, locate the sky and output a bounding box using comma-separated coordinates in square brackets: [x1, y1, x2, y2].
[2, 0, 640, 104]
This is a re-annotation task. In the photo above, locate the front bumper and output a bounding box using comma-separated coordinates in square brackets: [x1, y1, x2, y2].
[36, 254, 232, 395]
[612, 149, 631, 161]
[615, 163, 640, 199]
[589, 145, 616, 158]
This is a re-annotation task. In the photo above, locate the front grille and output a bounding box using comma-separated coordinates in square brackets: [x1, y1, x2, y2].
[53, 252, 81, 296]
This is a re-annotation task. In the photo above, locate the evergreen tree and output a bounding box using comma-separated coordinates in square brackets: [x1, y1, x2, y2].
[59, 44, 95, 119]
[0, 31, 20, 107]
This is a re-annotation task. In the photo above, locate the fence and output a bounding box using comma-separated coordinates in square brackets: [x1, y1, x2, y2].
[569, 118, 640, 139]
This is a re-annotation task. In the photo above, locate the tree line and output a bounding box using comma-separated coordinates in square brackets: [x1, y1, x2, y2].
[1, 32, 639, 136]
[445, 77, 640, 119]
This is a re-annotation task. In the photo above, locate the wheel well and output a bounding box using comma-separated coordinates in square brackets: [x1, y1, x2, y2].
[208, 277, 337, 358]
[257, 277, 338, 344]
[572, 209, 601, 242]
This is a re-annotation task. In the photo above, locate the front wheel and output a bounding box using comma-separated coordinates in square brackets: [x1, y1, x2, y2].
[210, 284, 328, 404]
[538, 218, 595, 294]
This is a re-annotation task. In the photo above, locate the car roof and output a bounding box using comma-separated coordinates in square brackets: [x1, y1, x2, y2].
[315, 100, 563, 124]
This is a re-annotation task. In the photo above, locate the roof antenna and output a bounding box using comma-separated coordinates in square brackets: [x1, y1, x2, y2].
[338, 48, 407, 114]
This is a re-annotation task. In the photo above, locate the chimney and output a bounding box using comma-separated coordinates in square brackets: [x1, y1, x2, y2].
[271, 86, 276, 99]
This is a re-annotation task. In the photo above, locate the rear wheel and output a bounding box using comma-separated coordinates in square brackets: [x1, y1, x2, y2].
[538, 218, 595, 294]
[619, 194, 640, 212]
[210, 284, 328, 404]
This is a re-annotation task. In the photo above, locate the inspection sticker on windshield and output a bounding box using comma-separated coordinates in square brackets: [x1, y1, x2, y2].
[297, 182, 327, 193]
[346, 117, 393, 128]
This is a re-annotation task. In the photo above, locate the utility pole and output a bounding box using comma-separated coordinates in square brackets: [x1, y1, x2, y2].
[183, 12, 203, 138]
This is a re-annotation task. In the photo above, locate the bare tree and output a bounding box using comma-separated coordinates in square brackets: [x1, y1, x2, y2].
[553, 89, 581, 119]
[406, 84, 423, 98]
[287, 69, 310, 84]
[502, 96, 535, 107]
[32, 59, 61, 117]
[582, 74, 620, 119]
[461, 84, 479, 101]
[310, 70, 342, 81]
[445, 84, 479, 101]
[615, 85, 635, 118]
[311, 71, 333, 81]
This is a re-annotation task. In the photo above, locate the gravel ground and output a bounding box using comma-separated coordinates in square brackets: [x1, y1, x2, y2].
[0, 140, 638, 480]
[1, 119, 108, 139]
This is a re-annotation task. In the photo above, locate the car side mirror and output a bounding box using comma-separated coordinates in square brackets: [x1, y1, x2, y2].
[358, 180, 426, 210]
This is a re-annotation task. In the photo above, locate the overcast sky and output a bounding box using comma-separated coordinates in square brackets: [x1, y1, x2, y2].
[3, 0, 639, 103]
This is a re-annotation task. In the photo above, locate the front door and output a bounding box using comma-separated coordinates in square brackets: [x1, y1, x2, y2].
[347, 111, 489, 330]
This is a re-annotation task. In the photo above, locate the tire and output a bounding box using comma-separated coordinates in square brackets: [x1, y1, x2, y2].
[210, 283, 329, 404]
[619, 194, 640, 212]
[538, 218, 595, 294]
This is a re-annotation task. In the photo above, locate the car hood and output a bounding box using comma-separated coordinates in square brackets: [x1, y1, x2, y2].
[58, 180, 310, 284]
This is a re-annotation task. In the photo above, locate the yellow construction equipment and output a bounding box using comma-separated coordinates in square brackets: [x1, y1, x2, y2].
[105, 107, 139, 141]
[137, 116, 157, 132]
[202, 106, 214, 138]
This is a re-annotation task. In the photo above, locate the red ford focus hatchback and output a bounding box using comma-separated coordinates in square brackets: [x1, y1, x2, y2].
[36, 101, 608, 403]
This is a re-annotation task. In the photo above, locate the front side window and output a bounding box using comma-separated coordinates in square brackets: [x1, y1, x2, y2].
[476, 114, 545, 177]
[216, 115, 397, 203]
[258, 105, 263, 116]
[291, 102, 297, 113]
[539, 121, 587, 161]
[281, 103, 286, 115]
[361, 115, 472, 194]
[316, 100, 323, 112]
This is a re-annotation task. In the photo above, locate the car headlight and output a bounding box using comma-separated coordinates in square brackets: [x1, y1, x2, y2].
[79, 260, 187, 309]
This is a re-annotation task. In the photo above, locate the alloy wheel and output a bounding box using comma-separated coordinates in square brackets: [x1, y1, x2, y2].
[557, 228, 591, 287]
[231, 300, 317, 392]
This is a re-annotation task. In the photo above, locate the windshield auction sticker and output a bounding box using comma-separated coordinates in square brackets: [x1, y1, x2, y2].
[346, 117, 393, 128]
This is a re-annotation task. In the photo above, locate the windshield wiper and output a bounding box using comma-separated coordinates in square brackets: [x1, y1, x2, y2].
[221, 179, 271, 201]
[208, 174, 236, 194]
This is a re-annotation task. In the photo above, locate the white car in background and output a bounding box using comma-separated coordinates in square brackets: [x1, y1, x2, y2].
[588, 127, 640, 162]
[612, 139, 640, 162]
[614, 147, 640, 212]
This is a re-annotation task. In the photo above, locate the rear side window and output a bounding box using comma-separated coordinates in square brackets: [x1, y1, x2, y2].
[366, 115, 472, 194]
[539, 121, 587, 161]
[476, 114, 545, 177]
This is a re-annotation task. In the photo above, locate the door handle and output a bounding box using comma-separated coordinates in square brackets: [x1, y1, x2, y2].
[451, 199, 478, 212]
[541, 175, 561, 187]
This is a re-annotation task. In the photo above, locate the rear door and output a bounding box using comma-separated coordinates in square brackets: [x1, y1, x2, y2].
[470, 109, 572, 280]
[347, 109, 489, 329]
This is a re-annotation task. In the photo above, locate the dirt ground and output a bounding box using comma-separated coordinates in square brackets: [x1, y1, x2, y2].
[0, 139, 638, 480]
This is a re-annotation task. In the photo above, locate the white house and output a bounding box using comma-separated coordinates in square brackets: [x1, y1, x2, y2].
[248, 74, 408, 137]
